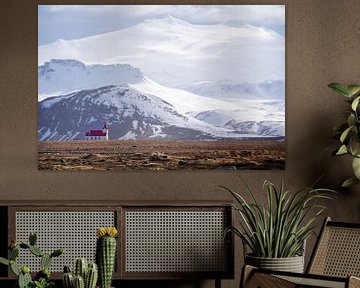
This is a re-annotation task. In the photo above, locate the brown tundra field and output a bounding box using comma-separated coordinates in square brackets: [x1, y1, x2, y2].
[38, 139, 285, 171]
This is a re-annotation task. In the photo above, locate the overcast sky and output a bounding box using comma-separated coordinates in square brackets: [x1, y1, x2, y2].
[38, 5, 285, 46]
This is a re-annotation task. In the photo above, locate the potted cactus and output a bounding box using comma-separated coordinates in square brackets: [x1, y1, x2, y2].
[96, 227, 118, 288]
[62, 258, 98, 288]
[0, 232, 64, 288]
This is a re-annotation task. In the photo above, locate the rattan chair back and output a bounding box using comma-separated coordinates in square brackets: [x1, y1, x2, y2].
[307, 217, 360, 278]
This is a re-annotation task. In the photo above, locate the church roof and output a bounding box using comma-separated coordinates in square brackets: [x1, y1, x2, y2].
[86, 130, 107, 137]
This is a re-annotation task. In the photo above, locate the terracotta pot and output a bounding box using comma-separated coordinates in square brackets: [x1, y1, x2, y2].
[245, 254, 304, 273]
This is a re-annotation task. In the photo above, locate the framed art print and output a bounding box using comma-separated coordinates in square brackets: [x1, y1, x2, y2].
[38, 5, 285, 170]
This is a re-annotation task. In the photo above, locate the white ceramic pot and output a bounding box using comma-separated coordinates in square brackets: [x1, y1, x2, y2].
[245, 254, 305, 273]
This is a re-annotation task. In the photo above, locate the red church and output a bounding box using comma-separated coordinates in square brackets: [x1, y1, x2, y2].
[85, 123, 109, 140]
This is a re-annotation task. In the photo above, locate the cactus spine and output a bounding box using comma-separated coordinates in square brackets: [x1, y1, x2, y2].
[96, 227, 118, 288]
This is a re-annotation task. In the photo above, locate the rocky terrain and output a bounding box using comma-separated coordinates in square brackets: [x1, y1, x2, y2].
[38, 139, 285, 171]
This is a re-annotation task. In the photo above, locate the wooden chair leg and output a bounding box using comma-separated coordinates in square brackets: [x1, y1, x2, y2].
[240, 265, 255, 288]
[215, 278, 221, 288]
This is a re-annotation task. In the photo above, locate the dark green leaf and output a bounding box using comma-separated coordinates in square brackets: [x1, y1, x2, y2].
[347, 85, 360, 97]
[0, 257, 9, 266]
[347, 114, 356, 128]
[336, 145, 348, 155]
[340, 126, 353, 143]
[342, 177, 360, 188]
[351, 96, 360, 111]
[328, 83, 351, 97]
[349, 135, 360, 157]
[352, 157, 360, 179]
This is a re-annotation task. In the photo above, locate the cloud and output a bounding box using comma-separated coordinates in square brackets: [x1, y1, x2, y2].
[39, 5, 285, 45]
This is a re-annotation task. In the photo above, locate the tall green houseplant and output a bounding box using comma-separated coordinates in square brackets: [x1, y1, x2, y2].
[328, 83, 360, 187]
[222, 179, 334, 260]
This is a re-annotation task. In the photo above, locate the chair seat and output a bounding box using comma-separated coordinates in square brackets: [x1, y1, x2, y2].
[241, 218, 360, 288]
[277, 274, 346, 288]
[243, 266, 360, 288]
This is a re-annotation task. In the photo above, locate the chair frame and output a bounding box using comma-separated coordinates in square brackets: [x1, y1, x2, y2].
[241, 217, 360, 288]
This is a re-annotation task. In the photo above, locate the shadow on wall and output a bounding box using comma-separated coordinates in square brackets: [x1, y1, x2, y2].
[297, 105, 360, 222]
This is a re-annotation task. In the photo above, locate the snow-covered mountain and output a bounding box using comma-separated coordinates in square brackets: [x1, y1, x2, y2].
[180, 80, 284, 100]
[191, 101, 285, 137]
[38, 59, 145, 101]
[39, 59, 235, 114]
[38, 85, 247, 141]
[38, 60, 285, 140]
[224, 120, 284, 137]
[38, 15, 284, 88]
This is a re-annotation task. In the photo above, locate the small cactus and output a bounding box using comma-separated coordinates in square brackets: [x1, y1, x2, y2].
[18, 268, 32, 288]
[74, 275, 85, 288]
[64, 265, 72, 273]
[29, 232, 37, 246]
[29, 245, 44, 257]
[0, 232, 63, 288]
[63, 259, 98, 288]
[51, 248, 64, 258]
[74, 258, 88, 279]
[62, 265, 74, 288]
[96, 227, 118, 288]
[19, 243, 30, 249]
[41, 253, 52, 270]
[10, 260, 20, 276]
[85, 263, 98, 288]
[9, 246, 19, 260]
[35, 268, 50, 281]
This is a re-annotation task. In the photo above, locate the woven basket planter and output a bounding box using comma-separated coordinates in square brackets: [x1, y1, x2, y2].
[245, 254, 305, 273]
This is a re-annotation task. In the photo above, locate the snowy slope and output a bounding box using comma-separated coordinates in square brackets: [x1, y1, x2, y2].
[39, 59, 235, 114]
[38, 85, 246, 141]
[38, 16, 284, 88]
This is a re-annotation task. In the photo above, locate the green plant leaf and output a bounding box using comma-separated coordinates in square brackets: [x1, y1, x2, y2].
[347, 114, 356, 128]
[336, 145, 348, 155]
[352, 157, 360, 179]
[342, 177, 360, 188]
[347, 85, 360, 97]
[10, 261, 20, 276]
[351, 96, 360, 111]
[349, 135, 360, 157]
[328, 83, 351, 97]
[340, 126, 353, 143]
[222, 179, 335, 258]
[0, 257, 9, 266]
